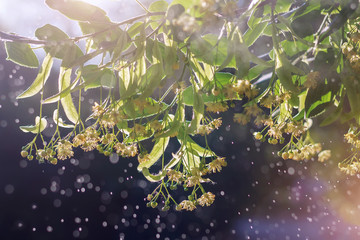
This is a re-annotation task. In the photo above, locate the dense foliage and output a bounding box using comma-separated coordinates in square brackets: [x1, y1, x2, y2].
[1, 0, 360, 211]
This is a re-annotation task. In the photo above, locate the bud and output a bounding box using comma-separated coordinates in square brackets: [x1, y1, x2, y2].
[150, 201, 158, 208]
[282, 152, 289, 160]
[161, 206, 170, 211]
[49, 157, 58, 165]
[97, 145, 104, 154]
[21, 150, 28, 158]
[254, 132, 262, 140]
[46, 148, 52, 155]
[147, 194, 153, 201]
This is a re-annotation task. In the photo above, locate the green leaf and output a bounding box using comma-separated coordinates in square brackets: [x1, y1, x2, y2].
[81, 65, 108, 89]
[35, 24, 83, 65]
[141, 167, 167, 182]
[186, 154, 201, 170]
[149, 0, 168, 30]
[292, 1, 321, 21]
[293, 109, 305, 121]
[281, 40, 309, 57]
[111, 30, 129, 62]
[272, 23, 304, 94]
[118, 65, 131, 97]
[137, 136, 170, 171]
[53, 109, 75, 128]
[178, 135, 215, 158]
[320, 103, 343, 127]
[305, 87, 333, 118]
[5, 42, 39, 68]
[67, 48, 105, 68]
[58, 68, 79, 124]
[247, 4, 265, 29]
[20, 116, 47, 134]
[43, 70, 81, 104]
[169, 0, 198, 9]
[79, 22, 127, 50]
[247, 62, 273, 80]
[190, 34, 236, 67]
[17, 54, 53, 99]
[182, 72, 239, 106]
[35, 24, 69, 41]
[140, 63, 165, 98]
[263, 0, 293, 15]
[123, 129, 155, 144]
[84, 68, 116, 91]
[45, 0, 109, 22]
[244, 21, 268, 47]
[127, 22, 145, 39]
[163, 34, 178, 76]
[115, 98, 168, 121]
[140, 148, 183, 182]
[149, 0, 168, 12]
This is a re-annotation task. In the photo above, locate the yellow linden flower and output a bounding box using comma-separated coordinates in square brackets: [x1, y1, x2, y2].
[244, 104, 262, 117]
[177, 200, 196, 211]
[318, 150, 331, 162]
[197, 192, 215, 207]
[138, 153, 150, 164]
[167, 169, 183, 183]
[211, 118, 222, 129]
[233, 113, 250, 125]
[206, 102, 229, 113]
[92, 102, 105, 118]
[72, 134, 86, 147]
[267, 126, 282, 139]
[57, 140, 74, 160]
[207, 157, 227, 173]
[344, 132, 356, 144]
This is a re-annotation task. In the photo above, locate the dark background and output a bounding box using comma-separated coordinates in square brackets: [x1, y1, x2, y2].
[1, 1, 360, 240]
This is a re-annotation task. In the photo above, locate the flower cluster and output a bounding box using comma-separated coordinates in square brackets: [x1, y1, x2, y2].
[234, 88, 331, 163]
[146, 156, 226, 212]
[338, 127, 360, 175]
[279, 143, 323, 161]
[339, 161, 360, 176]
[342, 37, 360, 74]
[206, 102, 229, 113]
[196, 118, 222, 135]
[74, 127, 100, 152]
[56, 140, 74, 160]
[197, 192, 215, 207]
[207, 157, 227, 173]
[114, 142, 138, 157]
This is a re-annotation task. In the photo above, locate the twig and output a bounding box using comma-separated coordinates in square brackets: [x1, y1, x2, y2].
[0, 31, 47, 45]
[0, 11, 166, 45]
[135, 0, 150, 13]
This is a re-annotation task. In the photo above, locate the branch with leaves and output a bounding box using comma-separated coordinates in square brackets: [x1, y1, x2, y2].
[3, 0, 360, 211]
